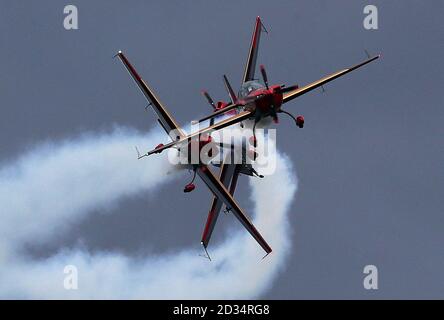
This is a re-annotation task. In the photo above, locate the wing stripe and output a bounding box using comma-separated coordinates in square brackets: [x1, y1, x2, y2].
[197, 166, 272, 254]
[186, 111, 252, 142]
[283, 55, 380, 104]
[149, 110, 253, 155]
[195, 103, 239, 124]
[116, 51, 185, 139]
[201, 163, 237, 248]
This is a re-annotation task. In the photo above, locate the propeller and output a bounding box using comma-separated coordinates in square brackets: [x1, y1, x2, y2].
[201, 90, 216, 110]
[260, 64, 269, 89]
[260, 64, 279, 122]
[259, 65, 300, 124]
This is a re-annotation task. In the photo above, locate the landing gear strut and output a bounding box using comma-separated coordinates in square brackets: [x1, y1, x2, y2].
[184, 170, 197, 193]
[280, 110, 304, 128]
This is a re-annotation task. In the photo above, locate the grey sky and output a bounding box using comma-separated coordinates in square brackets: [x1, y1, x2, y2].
[1, 0, 443, 298]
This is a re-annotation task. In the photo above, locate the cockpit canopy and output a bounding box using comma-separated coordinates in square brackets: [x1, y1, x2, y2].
[238, 80, 265, 98]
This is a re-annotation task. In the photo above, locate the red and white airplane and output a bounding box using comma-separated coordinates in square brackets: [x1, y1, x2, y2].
[115, 17, 379, 258]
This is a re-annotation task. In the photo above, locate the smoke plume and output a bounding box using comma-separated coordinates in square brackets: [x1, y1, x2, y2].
[0, 126, 297, 299]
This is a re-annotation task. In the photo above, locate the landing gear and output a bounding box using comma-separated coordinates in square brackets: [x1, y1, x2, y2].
[252, 121, 257, 148]
[252, 110, 262, 149]
[249, 121, 260, 161]
[280, 110, 305, 128]
[296, 115, 304, 128]
[184, 169, 197, 193]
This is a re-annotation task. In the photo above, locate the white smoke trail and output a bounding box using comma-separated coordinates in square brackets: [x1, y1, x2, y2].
[0, 126, 297, 299]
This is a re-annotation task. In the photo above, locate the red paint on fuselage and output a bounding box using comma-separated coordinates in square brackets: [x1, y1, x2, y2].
[245, 84, 283, 116]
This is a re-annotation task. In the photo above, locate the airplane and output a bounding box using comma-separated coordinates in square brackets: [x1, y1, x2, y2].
[115, 51, 273, 258]
[115, 16, 380, 258]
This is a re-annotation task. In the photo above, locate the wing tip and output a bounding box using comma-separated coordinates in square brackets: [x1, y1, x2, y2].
[372, 53, 382, 61]
[200, 241, 212, 261]
[261, 250, 272, 260]
[113, 50, 123, 59]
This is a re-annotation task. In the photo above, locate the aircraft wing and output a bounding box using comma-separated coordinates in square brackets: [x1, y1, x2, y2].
[283, 55, 380, 104]
[115, 51, 185, 140]
[242, 16, 267, 84]
[150, 110, 253, 155]
[184, 110, 252, 140]
[201, 163, 238, 249]
[197, 165, 272, 254]
[195, 102, 239, 124]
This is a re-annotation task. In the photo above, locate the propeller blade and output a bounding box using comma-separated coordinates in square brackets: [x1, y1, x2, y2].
[260, 64, 269, 89]
[201, 90, 216, 109]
